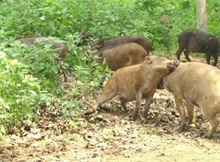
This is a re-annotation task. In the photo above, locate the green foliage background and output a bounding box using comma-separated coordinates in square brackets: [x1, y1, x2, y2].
[0, 0, 219, 134]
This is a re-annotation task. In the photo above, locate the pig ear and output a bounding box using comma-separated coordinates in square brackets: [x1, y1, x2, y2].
[145, 56, 152, 64]
[96, 44, 102, 49]
[95, 40, 104, 49]
[98, 52, 103, 57]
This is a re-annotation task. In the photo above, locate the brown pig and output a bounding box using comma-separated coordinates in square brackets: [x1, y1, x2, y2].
[93, 56, 180, 121]
[97, 43, 147, 71]
[159, 62, 220, 138]
[17, 36, 68, 61]
[91, 34, 154, 56]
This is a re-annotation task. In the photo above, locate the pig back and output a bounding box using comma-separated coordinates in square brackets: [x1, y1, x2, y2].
[130, 34, 153, 54]
[178, 29, 220, 54]
[18, 36, 38, 45]
[92, 34, 153, 55]
[51, 42, 68, 61]
[101, 43, 147, 71]
[162, 62, 220, 102]
[17, 36, 68, 61]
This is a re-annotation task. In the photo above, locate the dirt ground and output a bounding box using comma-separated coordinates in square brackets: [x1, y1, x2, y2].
[1, 88, 220, 162]
[1, 56, 220, 162]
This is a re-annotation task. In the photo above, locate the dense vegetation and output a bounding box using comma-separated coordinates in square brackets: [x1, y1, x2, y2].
[0, 0, 219, 135]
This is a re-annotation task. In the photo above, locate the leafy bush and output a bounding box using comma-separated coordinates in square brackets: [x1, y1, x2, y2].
[3, 40, 62, 92]
[207, 1, 220, 35]
[0, 0, 219, 50]
[0, 52, 51, 134]
[0, 39, 68, 134]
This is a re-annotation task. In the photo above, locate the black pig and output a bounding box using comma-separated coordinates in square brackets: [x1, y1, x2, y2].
[176, 29, 220, 66]
[91, 34, 154, 56]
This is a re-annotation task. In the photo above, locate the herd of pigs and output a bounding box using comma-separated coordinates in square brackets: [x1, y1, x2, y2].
[16, 29, 220, 138]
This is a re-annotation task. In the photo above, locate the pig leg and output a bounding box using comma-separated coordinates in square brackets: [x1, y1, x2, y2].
[203, 112, 219, 139]
[150, 50, 154, 55]
[185, 101, 195, 125]
[211, 54, 218, 66]
[85, 89, 116, 117]
[142, 94, 154, 119]
[93, 83, 117, 112]
[176, 46, 185, 60]
[61, 67, 68, 82]
[93, 92, 117, 112]
[119, 97, 128, 112]
[174, 95, 187, 131]
[133, 92, 142, 121]
[205, 52, 211, 65]
[183, 49, 192, 62]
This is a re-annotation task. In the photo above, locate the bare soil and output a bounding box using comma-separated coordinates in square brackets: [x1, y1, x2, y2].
[1, 56, 220, 162]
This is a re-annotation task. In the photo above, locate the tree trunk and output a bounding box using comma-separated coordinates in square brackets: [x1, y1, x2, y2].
[196, 0, 207, 32]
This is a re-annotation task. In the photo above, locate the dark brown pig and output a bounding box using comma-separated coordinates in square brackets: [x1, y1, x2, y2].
[97, 43, 147, 71]
[159, 62, 220, 138]
[17, 36, 68, 61]
[17, 36, 68, 81]
[93, 56, 179, 121]
[79, 29, 90, 45]
[176, 29, 220, 66]
[91, 34, 154, 55]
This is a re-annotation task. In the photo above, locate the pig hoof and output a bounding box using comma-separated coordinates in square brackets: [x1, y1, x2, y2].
[132, 115, 138, 121]
[132, 111, 139, 121]
[141, 118, 147, 124]
[99, 107, 111, 112]
[84, 109, 98, 117]
[178, 124, 187, 132]
[120, 108, 129, 113]
[204, 134, 213, 139]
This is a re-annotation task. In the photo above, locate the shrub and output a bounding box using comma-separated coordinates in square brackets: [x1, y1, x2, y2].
[0, 52, 51, 134]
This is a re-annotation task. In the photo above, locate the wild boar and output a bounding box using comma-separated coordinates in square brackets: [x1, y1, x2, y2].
[93, 56, 179, 121]
[79, 29, 90, 45]
[17, 36, 68, 61]
[159, 62, 220, 138]
[97, 43, 147, 71]
[176, 29, 220, 66]
[17, 36, 68, 81]
[91, 34, 154, 55]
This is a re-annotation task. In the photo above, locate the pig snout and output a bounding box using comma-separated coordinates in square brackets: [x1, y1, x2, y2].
[167, 60, 180, 71]
[174, 60, 180, 66]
